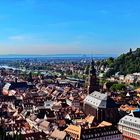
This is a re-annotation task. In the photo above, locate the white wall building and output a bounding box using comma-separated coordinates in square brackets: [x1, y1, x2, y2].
[118, 110, 140, 140]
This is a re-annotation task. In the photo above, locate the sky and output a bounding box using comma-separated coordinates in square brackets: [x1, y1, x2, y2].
[0, 0, 140, 55]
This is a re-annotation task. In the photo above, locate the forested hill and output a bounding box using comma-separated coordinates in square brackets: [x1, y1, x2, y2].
[106, 48, 140, 76]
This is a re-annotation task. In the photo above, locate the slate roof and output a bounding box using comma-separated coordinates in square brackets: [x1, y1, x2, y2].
[84, 91, 117, 109]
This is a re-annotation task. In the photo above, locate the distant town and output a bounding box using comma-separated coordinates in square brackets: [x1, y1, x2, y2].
[0, 48, 139, 140]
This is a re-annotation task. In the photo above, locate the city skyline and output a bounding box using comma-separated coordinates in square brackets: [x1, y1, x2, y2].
[0, 0, 139, 54]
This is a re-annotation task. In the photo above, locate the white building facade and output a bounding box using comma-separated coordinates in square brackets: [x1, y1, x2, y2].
[118, 111, 140, 140]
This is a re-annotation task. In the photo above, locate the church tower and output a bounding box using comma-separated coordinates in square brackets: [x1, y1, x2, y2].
[87, 60, 99, 94]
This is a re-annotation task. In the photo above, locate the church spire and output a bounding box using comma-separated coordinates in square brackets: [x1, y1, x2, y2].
[87, 59, 99, 94]
[89, 59, 96, 75]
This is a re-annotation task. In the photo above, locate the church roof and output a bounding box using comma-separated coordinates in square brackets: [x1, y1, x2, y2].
[90, 91, 107, 100]
[84, 91, 117, 109]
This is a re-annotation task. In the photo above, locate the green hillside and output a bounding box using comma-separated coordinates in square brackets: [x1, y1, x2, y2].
[106, 48, 140, 76]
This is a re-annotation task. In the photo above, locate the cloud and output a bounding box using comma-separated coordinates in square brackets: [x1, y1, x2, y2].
[8, 35, 30, 41]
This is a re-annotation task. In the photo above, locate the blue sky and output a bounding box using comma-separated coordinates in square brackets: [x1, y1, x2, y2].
[0, 0, 140, 55]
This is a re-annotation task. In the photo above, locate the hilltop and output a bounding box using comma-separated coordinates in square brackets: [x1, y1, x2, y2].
[106, 48, 140, 76]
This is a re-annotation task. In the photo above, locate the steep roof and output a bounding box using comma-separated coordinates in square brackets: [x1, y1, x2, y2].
[90, 91, 107, 100]
[84, 91, 117, 109]
[97, 121, 112, 127]
[84, 115, 95, 124]
[51, 129, 66, 140]
[65, 125, 81, 138]
[39, 120, 50, 130]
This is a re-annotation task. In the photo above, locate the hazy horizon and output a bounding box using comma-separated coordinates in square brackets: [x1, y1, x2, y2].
[0, 53, 117, 57]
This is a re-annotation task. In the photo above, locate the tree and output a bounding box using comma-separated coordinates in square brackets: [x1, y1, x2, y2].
[105, 81, 118, 90]
[105, 68, 115, 77]
[110, 83, 126, 92]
